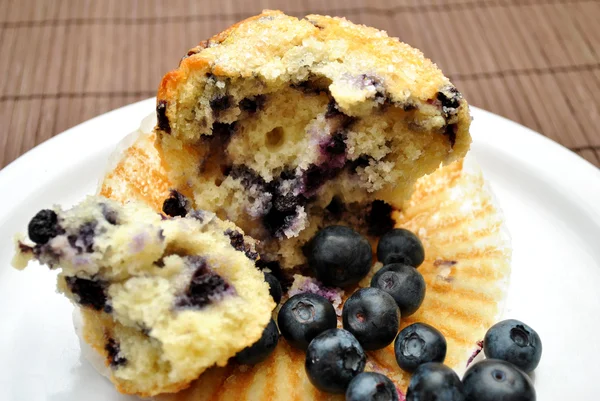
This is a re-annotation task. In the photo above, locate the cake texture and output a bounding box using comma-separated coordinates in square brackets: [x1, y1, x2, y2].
[100, 123, 510, 400]
[154, 10, 472, 270]
[13, 196, 274, 396]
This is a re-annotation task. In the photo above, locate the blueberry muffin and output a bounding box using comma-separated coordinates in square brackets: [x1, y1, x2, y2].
[155, 10, 471, 270]
[100, 125, 510, 401]
[13, 196, 274, 396]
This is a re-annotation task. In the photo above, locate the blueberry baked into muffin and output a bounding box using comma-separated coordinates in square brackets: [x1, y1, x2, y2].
[155, 10, 472, 270]
[13, 196, 274, 396]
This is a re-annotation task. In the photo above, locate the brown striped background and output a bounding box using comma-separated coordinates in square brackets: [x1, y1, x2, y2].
[1, 0, 599, 169]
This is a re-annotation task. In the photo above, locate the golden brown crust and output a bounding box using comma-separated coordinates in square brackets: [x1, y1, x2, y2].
[157, 9, 451, 107]
[155, 10, 468, 149]
[157, 11, 281, 110]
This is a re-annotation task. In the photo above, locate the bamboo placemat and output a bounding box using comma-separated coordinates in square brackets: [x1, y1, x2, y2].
[1, 0, 599, 168]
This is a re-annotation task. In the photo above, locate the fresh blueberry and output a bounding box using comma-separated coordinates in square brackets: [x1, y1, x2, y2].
[483, 319, 542, 373]
[377, 228, 425, 267]
[462, 359, 536, 401]
[342, 287, 400, 350]
[305, 329, 366, 394]
[308, 226, 372, 287]
[278, 293, 337, 350]
[406, 362, 464, 401]
[28, 209, 60, 244]
[370, 263, 426, 317]
[235, 319, 279, 365]
[346, 372, 399, 401]
[264, 272, 282, 305]
[395, 323, 447, 372]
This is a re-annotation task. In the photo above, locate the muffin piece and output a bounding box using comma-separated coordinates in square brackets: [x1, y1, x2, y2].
[155, 10, 471, 269]
[13, 196, 274, 396]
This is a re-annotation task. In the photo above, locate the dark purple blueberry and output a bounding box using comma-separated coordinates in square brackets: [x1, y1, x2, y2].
[358, 74, 387, 101]
[188, 209, 209, 222]
[377, 228, 425, 267]
[462, 359, 536, 401]
[65, 276, 108, 311]
[263, 200, 301, 238]
[224, 228, 245, 251]
[262, 173, 307, 238]
[100, 204, 118, 225]
[347, 155, 372, 174]
[346, 372, 399, 401]
[264, 272, 282, 305]
[271, 191, 299, 213]
[68, 221, 96, 254]
[308, 226, 372, 287]
[211, 122, 237, 142]
[299, 131, 349, 198]
[370, 263, 426, 317]
[395, 323, 447, 373]
[278, 293, 337, 350]
[444, 123, 457, 148]
[325, 99, 343, 118]
[239, 95, 266, 113]
[162, 190, 189, 218]
[176, 256, 233, 308]
[224, 229, 259, 260]
[209, 95, 233, 113]
[28, 209, 60, 244]
[342, 287, 400, 350]
[305, 329, 366, 394]
[291, 78, 328, 95]
[437, 86, 461, 117]
[235, 319, 279, 365]
[403, 102, 417, 111]
[229, 165, 267, 189]
[324, 99, 356, 127]
[366, 200, 395, 237]
[483, 319, 542, 373]
[406, 363, 464, 401]
[105, 338, 128, 368]
[302, 164, 334, 197]
[156, 100, 171, 134]
[321, 131, 347, 155]
[325, 197, 344, 220]
[256, 259, 297, 292]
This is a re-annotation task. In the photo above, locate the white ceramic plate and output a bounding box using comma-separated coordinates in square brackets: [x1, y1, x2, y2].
[1, 99, 599, 400]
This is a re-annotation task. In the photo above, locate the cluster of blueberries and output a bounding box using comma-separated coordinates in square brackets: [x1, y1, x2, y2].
[235, 225, 541, 401]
